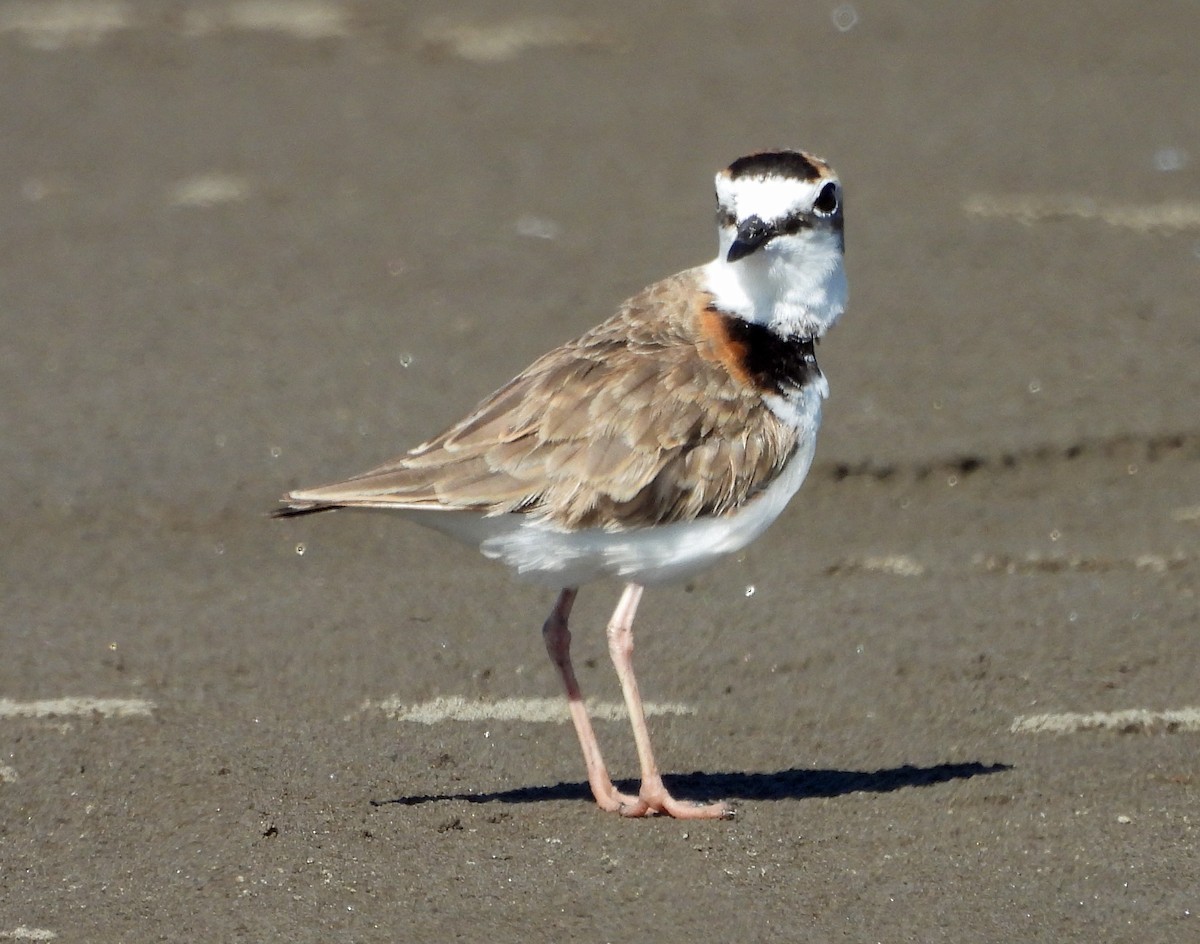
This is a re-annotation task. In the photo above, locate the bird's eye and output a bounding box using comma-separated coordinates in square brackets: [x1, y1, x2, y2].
[814, 181, 839, 215]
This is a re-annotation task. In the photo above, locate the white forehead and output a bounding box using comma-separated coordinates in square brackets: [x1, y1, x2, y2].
[715, 173, 834, 223]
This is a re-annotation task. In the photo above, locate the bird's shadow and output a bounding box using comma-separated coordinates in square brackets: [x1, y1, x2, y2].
[371, 761, 1011, 808]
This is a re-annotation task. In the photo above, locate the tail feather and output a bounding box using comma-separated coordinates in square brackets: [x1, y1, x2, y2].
[270, 500, 341, 519]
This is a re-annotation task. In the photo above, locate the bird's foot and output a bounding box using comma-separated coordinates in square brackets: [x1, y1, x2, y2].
[615, 777, 734, 820]
[589, 781, 644, 814]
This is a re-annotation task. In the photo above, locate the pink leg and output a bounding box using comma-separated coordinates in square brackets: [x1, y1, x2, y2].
[542, 587, 639, 812]
[606, 583, 734, 819]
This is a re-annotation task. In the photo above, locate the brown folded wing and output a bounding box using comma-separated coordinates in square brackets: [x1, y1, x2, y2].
[282, 270, 799, 531]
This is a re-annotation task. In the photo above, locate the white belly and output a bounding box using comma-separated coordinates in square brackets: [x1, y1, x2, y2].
[411, 395, 823, 588]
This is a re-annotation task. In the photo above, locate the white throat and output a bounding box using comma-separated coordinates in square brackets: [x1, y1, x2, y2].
[701, 234, 846, 338]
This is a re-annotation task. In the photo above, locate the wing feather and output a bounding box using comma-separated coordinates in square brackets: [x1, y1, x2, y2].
[280, 268, 799, 529]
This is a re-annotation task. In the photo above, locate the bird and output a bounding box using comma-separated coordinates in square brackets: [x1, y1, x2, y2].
[275, 149, 847, 819]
